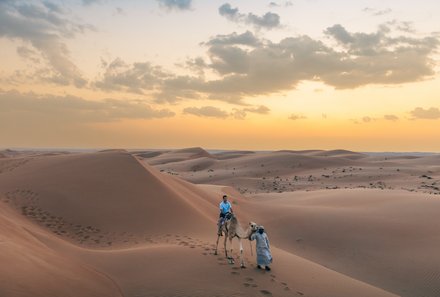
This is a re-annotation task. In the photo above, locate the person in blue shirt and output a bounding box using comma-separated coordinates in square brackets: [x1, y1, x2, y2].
[217, 195, 233, 236]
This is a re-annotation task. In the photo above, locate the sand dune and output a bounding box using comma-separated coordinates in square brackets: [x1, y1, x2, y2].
[213, 150, 256, 160]
[138, 147, 214, 166]
[241, 189, 440, 297]
[142, 149, 440, 196]
[1, 149, 438, 296]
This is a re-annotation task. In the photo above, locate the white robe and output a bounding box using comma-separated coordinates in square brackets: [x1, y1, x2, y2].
[250, 232, 273, 266]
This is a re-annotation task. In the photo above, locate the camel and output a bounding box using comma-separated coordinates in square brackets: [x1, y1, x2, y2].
[214, 213, 258, 268]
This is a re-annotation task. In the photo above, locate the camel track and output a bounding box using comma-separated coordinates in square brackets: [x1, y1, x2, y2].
[1, 190, 297, 297]
[0, 158, 30, 174]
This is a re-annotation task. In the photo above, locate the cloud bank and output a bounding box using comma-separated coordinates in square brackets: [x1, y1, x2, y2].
[0, 89, 175, 123]
[155, 23, 438, 104]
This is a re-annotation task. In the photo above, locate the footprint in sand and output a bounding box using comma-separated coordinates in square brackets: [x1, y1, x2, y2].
[260, 290, 272, 296]
[231, 271, 240, 275]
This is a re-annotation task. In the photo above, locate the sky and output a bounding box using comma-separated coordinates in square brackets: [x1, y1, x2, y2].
[1, 0, 440, 151]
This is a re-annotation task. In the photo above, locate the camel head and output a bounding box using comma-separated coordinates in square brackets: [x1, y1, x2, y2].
[249, 221, 258, 233]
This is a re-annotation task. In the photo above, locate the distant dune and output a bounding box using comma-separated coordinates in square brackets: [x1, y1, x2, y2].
[1, 148, 439, 296]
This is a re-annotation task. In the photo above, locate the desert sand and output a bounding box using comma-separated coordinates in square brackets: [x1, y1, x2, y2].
[1, 147, 439, 296]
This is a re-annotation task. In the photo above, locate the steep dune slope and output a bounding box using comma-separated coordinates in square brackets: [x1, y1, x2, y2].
[0, 204, 122, 297]
[0, 151, 216, 245]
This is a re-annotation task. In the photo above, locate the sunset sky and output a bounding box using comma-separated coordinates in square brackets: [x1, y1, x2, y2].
[1, 0, 439, 151]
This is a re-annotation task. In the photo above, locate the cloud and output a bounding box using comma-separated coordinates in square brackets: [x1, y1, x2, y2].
[183, 106, 229, 118]
[95, 58, 168, 94]
[384, 114, 399, 121]
[269, 1, 293, 8]
[205, 31, 261, 47]
[0, 0, 91, 87]
[157, 0, 192, 11]
[232, 105, 271, 119]
[218, 3, 239, 20]
[114, 7, 125, 16]
[362, 116, 373, 123]
[231, 108, 247, 120]
[16, 46, 41, 64]
[82, 0, 101, 5]
[218, 3, 281, 30]
[362, 7, 392, 16]
[288, 114, 307, 120]
[183, 104, 270, 120]
[0, 89, 175, 123]
[244, 105, 270, 114]
[410, 107, 440, 119]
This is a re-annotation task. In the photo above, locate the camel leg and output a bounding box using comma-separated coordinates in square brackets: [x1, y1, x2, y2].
[214, 234, 220, 255]
[239, 238, 245, 268]
[228, 237, 235, 264]
[224, 233, 228, 258]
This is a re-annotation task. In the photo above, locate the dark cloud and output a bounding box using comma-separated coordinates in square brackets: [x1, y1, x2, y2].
[183, 106, 229, 118]
[219, 3, 281, 30]
[218, 3, 239, 19]
[208, 45, 250, 75]
[0, 0, 91, 87]
[157, 0, 192, 11]
[384, 114, 399, 121]
[288, 114, 307, 120]
[0, 89, 175, 122]
[410, 107, 440, 119]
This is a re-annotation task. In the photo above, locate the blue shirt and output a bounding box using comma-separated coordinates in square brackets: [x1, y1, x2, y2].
[219, 201, 232, 214]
